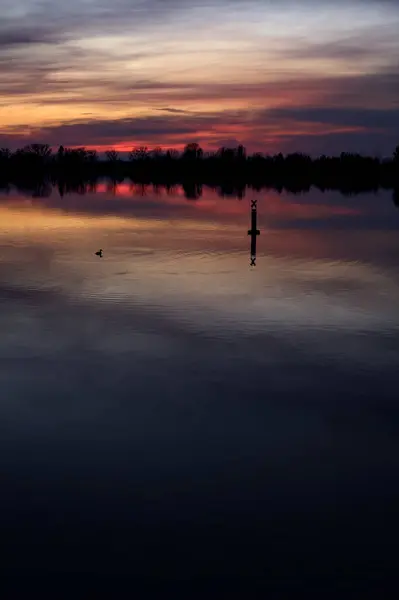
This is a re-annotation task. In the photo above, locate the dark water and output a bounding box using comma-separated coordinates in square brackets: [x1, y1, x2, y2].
[1, 184, 399, 594]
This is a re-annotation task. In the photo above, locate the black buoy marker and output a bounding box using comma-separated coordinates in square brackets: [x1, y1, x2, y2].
[248, 200, 260, 266]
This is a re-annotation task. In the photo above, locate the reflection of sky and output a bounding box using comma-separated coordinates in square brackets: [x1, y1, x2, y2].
[1, 1, 399, 153]
[1, 184, 399, 584]
[1, 182, 398, 233]
[1, 186, 398, 344]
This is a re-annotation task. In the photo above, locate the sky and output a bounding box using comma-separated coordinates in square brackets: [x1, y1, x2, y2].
[0, 0, 399, 155]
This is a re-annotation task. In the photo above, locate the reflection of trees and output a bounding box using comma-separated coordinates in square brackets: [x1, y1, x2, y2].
[32, 181, 52, 198]
[182, 181, 202, 200]
[6, 178, 399, 212]
[106, 179, 117, 195]
[87, 181, 98, 194]
[217, 183, 245, 198]
[165, 184, 178, 195]
[57, 181, 65, 198]
[130, 183, 150, 197]
[0, 177, 11, 195]
[57, 179, 97, 196]
[152, 184, 163, 195]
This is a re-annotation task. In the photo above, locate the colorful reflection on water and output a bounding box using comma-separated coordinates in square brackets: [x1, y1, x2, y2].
[0, 183, 399, 588]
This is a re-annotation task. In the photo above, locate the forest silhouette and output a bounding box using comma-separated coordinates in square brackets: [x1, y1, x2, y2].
[1, 143, 398, 198]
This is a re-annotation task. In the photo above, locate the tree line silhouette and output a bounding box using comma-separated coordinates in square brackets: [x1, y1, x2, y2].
[1, 143, 398, 195]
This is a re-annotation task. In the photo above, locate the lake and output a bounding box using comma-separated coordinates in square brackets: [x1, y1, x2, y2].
[1, 183, 398, 594]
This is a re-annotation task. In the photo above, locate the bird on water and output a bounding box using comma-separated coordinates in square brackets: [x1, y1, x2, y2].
[95, 249, 103, 258]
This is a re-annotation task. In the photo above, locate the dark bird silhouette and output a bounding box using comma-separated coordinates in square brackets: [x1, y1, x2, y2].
[95, 249, 103, 257]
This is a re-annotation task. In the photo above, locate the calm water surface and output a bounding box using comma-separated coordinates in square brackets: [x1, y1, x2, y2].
[1, 184, 399, 593]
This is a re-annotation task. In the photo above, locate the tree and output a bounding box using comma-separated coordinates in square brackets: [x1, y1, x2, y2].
[86, 150, 98, 163]
[237, 144, 246, 160]
[63, 147, 85, 163]
[217, 146, 235, 160]
[183, 143, 203, 160]
[0, 148, 11, 160]
[25, 144, 52, 158]
[70, 147, 88, 160]
[151, 147, 163, 159]
[129, 146, 149, 161]
[61, 147, 97, 166]
[106, 150, 119, 162]
[57, 145, 65, 161]
[165, 149, 179, 160]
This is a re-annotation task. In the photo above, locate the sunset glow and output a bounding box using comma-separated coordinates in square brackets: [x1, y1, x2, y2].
[1, 0, 398, 154]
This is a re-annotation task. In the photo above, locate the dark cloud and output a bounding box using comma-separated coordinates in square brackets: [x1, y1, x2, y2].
[267, 107, 399, 131]
[278, 130, 399, 157]
[0, 0, 229, 51]
[0, 29, 58, 48]
[156, 108, 193, 115]
[33, 115, 216, 145]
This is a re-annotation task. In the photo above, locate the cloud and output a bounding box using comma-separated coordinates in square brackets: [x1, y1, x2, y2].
[0, 29, 58, 48]
[280, 27, 399, 64]
[267, 107, 399, 131]
[1, 0, 399, 154]
[156, 108, 193, 115]
[277, 130, 398, 157]
[34, 114, 216, 145]
[1, 100, 398, 155]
